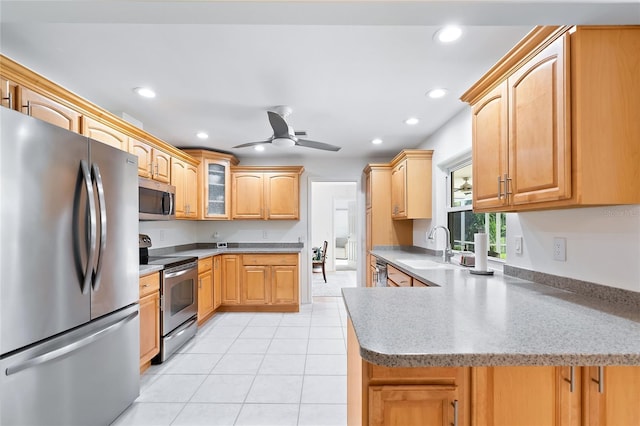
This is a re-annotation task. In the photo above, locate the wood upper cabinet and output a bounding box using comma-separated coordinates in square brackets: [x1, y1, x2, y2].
[139, 272, 160, 370]
[584, 366, 640, 426]
[17, 86, 81, 133]
[181, 149, 239, 220]
[221, 254, 240, 305]
[129, 137, 171, 183]
[231, 166, 304, 220]
[197, 257, 214, 325]
[171, 158, 198, 219]
[473, 366, 580, 426]
[82, 116, 128, 151]
[1, 77, 17, 110]
[462, 26, 640, 211]
[389, 150, 433, 220]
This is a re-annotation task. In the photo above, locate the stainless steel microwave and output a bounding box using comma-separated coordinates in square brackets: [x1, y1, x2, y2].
[139, 177, 175, 220]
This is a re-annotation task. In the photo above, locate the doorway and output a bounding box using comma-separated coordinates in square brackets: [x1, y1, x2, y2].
[310, 181, 358, 297]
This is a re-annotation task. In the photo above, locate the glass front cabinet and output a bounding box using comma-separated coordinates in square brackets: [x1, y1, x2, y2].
[182, 149, 239, 220]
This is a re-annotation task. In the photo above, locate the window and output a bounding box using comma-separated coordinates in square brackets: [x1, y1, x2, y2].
[447, 163, 506, 260]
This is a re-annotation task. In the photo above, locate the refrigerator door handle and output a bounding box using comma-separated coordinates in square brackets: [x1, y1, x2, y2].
[80, 160, 97, 295]
[5, 310, 138, 376]
[91, 163, 107, 291]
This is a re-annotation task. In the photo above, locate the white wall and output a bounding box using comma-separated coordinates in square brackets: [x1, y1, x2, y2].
[139, 220, 199, 249]
[415, 107, 640, 293]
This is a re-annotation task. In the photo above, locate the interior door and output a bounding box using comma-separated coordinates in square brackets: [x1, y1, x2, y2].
[0, 109, 90, 355]
[89, 139, 139, 319]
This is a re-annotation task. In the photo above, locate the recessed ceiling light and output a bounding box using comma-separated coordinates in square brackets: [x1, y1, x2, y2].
[426, 88, 448, 99]
[133, 87, 156, 98]
[254, 145, 265, 152]
[404, 117, 419, 126]
[371, 138, 383, 145]
[196, 132, 208, 140]
[435, 26, 462, 43]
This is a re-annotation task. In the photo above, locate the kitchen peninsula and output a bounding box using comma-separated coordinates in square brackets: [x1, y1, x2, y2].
[344, 250, 640, 426]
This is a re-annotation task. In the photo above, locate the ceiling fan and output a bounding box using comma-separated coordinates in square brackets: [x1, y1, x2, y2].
[454, 177, 473, 195]
[233, 106, 341, 152]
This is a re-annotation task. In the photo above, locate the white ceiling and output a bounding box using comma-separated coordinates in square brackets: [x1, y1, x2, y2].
[2, 1, 638, 161]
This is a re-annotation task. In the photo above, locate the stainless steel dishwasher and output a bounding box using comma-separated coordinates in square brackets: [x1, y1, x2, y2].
[374, 258, 388, 287]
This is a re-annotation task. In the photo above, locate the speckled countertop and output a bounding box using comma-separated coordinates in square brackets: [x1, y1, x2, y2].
[138, 243, 303, 276]
[342, 249, 640, 367]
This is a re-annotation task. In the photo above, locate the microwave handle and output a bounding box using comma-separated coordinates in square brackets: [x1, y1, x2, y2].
[168, 192, 174, 215]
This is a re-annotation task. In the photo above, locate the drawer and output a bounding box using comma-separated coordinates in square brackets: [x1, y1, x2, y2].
[139, 272, 160, 298]
[387, 265, 411, 287]
[412, 278, 430, 287]
[242, 254, 298, 266]
[198, 257, 213, 274]
[369, 364, 468, 386]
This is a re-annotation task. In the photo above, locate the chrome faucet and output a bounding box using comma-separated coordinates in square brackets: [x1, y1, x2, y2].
[428, 226, 454, 263]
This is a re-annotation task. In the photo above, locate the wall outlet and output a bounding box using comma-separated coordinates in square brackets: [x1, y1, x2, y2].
[514, 236, 523, 255]
[553, 237, 566, 261]
[159, 230, 165, 242]
[262, 230, 268, 239]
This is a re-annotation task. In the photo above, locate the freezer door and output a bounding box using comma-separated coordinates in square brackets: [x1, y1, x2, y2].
[0, 305, 140, 425]
[89, 139, 139, 319]
[0, 109, 91, 355]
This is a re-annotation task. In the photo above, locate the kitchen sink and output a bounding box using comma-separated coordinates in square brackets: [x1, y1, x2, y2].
[395, 259, 455, 270]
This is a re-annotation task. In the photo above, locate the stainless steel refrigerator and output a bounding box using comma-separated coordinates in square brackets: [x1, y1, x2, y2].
[0, 108, 140, 425]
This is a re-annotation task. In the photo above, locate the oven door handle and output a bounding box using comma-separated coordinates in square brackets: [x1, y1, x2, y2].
[164, 268, 194, 279]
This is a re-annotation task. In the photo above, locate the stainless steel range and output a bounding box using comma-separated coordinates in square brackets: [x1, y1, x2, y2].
[139, 234, 198, 363]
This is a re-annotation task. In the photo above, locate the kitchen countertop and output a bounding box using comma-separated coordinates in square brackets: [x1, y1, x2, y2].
[139, 264, 163, 276]
[342, 248, 640, 368]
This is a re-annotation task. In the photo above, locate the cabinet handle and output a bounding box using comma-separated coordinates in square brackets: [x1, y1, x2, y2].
[22, 100, 32, 116]
[199, 278, 202, 289]
[504, 173, 512, 197]
[497, 176, 503, 200]
[592, 366, 605, 394]
[2, 92, 12, 109]
[563, 366, 575, 392]
[142, 284, 150, 288]
[452, 400, 459, 426]
[155, 163, 159, 177]
[148, 163, 153, 175]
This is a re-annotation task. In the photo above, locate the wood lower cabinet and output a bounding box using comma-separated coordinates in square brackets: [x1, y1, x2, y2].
[139, 272, 160, 372]
[221, 254, 240, 305]
[17, 86, 81, 133]
[387, 265, 411, 287]
[231, 166, 304, 220]
[82, 116, 128, 151]
[213, 255, 222, 310]
[348, 320, 470, 426]
[473, 366, 580, 426]
[584, 366, 640, 426]
[197, 257, 214, 325]
[219, 253, 299, 311]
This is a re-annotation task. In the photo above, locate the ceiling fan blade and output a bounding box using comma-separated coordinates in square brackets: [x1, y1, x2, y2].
[294, 131, 307, 136]
[267, 111, 290, 137]
[233, 140, 271, 148]
[296, 139, 341, 152]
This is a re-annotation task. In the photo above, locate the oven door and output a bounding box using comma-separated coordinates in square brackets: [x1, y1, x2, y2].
[161, 265, 198, 335]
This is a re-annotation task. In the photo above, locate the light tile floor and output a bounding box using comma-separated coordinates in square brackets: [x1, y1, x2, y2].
[112, 297, 348, 426]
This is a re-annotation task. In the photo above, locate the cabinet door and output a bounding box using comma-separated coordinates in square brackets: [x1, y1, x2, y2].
[213, 256, 222, 310]
[472, 82, 509, 211]
[171, 158, 186, 218]
[1, 77, 16, 109]
[584, 366, 640, 426]
[265, 172, 299, 219]
[82, 116, 127, 150]
[473, 366, 580, 426]
[185, 163, 198, 218]
[391, 160, 406, 218]
[153, 150, 171, 183]
[232, 172, 264, 219]
[221, 255, 240, 305]
[18, 86, 80, 133]
[369, 385, 458, 426]
[508, 35, 571, 206]
[128, 138, 153, 178]
[365, 170, 372, 209]
[139, 292, 160, 367]
[204, 160, 230, 219]
[271, 265, 298, 304]
[198, 270, 214, 323]
[241, 265, 270, 304]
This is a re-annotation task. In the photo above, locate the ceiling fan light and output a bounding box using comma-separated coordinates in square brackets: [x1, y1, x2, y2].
[272, 137, 295, 147]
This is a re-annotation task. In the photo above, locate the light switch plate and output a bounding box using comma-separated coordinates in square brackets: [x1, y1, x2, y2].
[514, 236, 523, 254]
